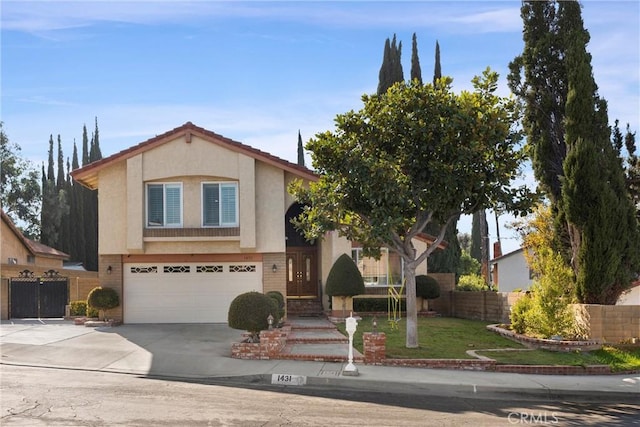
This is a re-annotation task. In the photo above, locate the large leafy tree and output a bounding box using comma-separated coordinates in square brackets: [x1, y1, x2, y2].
[508, 1, 567, 206]
[0, 123, 41, 238]
[509, 0, 639, 304]
[291, 70, 533, 348]
[559, 0, 639, 304]
[423, 40, 462, 278]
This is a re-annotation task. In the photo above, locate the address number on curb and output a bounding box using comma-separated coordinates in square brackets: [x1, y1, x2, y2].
[271, 374, 307, 386]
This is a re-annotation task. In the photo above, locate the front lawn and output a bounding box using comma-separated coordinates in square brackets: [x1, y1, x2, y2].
[337, 316, 640, 371]
[338, 316, 525, 359]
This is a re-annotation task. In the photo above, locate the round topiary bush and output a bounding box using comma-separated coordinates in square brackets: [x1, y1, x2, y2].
[265, 290, 285, 322]
[228, 292, 280, 341]
[325, 253, 365, 297]
[416, 275, 440, 299]
[87, 287, 120, 320]
[416, 275, 440, 312]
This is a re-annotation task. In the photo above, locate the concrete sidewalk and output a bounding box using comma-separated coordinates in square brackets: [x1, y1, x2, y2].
[1, 318, 638, 402]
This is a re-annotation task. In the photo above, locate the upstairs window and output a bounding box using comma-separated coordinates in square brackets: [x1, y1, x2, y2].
[146, 183, 182, 227]
[202, 182, 238, 227]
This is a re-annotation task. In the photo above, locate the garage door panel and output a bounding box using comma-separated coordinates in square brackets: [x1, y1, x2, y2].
[123, 263, 261, 323]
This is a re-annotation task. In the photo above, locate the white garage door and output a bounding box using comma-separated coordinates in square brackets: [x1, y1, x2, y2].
[123, 262, 262, 323]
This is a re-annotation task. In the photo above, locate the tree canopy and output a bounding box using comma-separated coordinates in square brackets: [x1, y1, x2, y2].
[510, 0, 639, 304]
[0, 123, 41, 238]
[290, 70, 534, 347]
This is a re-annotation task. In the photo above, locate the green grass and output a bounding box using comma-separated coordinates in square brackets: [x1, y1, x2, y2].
[337, 316, 525, 359]
[479, 349, 599, 367]
[337, 316, 640, 371]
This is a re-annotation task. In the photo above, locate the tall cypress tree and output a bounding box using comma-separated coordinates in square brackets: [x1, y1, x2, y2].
[70, 141, 85, 263]
[410, 33, 422, 84]
[297, 130, 305, 167]
[81, 118, 102, 271]
[433, 40, 441, 86]
[390, 35, 403, 85]
[47, 135, 55, 181]
[58, 156, 71, 255]
[81, 125, 89, 166]
[559, 0, 639, 304]
[509, 1, 568, 205]
[56, 136, 65, 191]
[40, 136, 58, 247]
[377, 34, 404, 95]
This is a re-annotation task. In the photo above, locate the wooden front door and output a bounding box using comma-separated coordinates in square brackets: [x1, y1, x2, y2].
[286, 248, 318, 298]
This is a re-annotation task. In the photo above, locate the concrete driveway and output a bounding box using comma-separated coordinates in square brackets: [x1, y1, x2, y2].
[0, 319, 266, 378]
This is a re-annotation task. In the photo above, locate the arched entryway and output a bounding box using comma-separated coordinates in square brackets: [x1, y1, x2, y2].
[285, 203, 321, 314]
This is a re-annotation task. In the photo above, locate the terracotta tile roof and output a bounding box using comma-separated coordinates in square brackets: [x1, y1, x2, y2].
[1, 210, 69, 260]
[71, 122, 318, 189]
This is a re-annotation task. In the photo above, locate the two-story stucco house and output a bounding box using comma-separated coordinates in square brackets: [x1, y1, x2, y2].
[71, 122, 431, 324]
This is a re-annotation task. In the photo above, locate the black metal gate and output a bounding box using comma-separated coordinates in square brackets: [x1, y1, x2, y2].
[10, 270, 68, 318]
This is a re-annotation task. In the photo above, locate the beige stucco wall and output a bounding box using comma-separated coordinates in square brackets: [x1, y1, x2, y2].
[99, 161, 128, 255]
[96, 134, 295, 257]
[1, 220, 30, 264]
[256, 162, 286, 253]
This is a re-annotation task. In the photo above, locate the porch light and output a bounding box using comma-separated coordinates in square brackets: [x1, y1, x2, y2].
[272, 264, 278, 273]
[107, 266, 112, 275]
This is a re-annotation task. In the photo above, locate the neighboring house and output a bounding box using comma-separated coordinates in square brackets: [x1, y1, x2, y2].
[1, 210, 70, 319]
[71, 122, 433, 324]
[490, 248, 533, 293]
[1, 210, 69, 268]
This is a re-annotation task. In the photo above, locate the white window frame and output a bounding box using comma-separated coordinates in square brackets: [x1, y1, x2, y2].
[201, 182, 239, 227]
[145, 182, 183, 228]
[351, 247, 404, 286]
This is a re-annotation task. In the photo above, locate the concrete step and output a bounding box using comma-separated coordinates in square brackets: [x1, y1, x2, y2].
[287, 328, 348, 344]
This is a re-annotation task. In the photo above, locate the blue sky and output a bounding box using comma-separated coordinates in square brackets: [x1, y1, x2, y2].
[1, 1, 639, 255]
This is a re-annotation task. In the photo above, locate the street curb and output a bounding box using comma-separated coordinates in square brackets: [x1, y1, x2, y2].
[202, 373, 640, 404]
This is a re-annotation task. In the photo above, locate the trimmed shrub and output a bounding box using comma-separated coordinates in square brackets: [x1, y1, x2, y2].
[69, 301, 87, 316]
[509, 292, 532, 334]
[456, 274, 489, 291]
[87, 287, 120, 320]
[87, 306, 99, 318]
[416, 275, 440, 299]
[353, 297, 406, 313]
[325, 254, 365, 297]
[69, 301, 99, 318]
[266, 290, 285, 321]
[228, 292, 280, 341]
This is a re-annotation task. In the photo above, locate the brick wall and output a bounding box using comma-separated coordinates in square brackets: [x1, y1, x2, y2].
[363, 332, 386, 364]
[231, 326, 290, 359]
[99, 255, 123, 322]
[575, 304, 640, 344]
[262, 252, 286, 296]
[450, 291, 522, 323]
